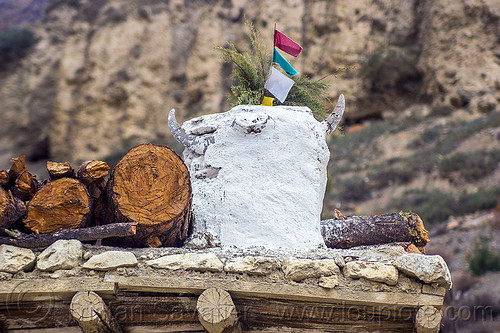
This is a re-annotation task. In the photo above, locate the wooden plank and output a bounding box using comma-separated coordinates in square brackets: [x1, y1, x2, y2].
[0, 278, 116, 303]
[104, 275, 443, 308]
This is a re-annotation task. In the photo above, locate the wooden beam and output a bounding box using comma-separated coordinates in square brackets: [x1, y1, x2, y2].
[197, 288, 241, 333]
[104, 275, 444, 308]
[70, 291, 123, 333]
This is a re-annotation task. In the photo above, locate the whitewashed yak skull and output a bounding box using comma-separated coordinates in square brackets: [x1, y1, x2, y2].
[169, 95, 345, 250]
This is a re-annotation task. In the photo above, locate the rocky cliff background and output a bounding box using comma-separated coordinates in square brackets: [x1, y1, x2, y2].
[0, 1, 499, 330]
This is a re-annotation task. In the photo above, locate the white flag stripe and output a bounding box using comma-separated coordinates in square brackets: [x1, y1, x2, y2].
[264, 66, 294, 103]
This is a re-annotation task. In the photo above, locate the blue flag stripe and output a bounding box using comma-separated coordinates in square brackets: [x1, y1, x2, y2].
[272, 48, 298, 77]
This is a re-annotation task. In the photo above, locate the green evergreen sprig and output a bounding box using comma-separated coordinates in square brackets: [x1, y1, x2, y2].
[217, 21, 332, 120]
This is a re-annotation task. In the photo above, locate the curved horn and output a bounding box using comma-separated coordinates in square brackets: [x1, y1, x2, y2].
[168, 109, 196, 148]
[323, 94, 345, 134]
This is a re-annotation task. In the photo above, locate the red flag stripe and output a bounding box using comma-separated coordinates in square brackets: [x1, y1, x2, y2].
[274, 29, 302, 57]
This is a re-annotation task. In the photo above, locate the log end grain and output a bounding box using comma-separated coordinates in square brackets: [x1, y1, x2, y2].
[23, 178, 91, 234]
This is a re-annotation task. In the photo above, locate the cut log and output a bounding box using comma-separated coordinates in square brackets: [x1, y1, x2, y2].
[47, 161, 75, 180]
[77, 160, 110, 185]
[0, 222, 136, 248]
[70, 290, 123, 333]
[12, 171, 37, 201]
[0, 187, 25, 229]
[415, 305, 441, 333]
[321, 212, 430, 249]
[196, 288, 241, 333]
[106, 144, 191, 247]
[23, 178, 91, 234]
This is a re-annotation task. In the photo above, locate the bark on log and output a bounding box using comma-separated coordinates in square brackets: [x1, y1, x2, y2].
[0, 222, 136, 248]
[23, 178, 91, 233]
[106, 144, 191, 247]
[196, 288, 241, 333]
[321, 212, 430, 249]
[47, 161, 75, 180]
[0, 187, 25, 229]
[70, 291, 123, 333]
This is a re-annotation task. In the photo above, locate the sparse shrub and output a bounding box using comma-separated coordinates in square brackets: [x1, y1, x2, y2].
[467, 235, 500, 276]
[388, 189, 456, 225]
[360, 47, 421, 94]
[0, 28, 36, 69]
[336, 176, 372, 202]
[217, 20, 332, 120]
[329, 121, 386, 165]
[428, 104, 454, 118]
[439, 150, 500, 181]
[407, 125, 445, 149]
[452, 273, 478, 293]
[368, 165, 413, 190]
[455, 188, 500, 216]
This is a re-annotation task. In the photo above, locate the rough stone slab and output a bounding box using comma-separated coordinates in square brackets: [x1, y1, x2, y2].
[394, 254, 452, 289]
[82, 251, 137, 271]
[282, 258, 339, 282]
[224, 256, 279, 275]
[146, 253, 223, 272]
[0, 245, 36, 273]
[104, 274, 444, 308]
[318, 275, 339, 289]
[422, 284, 446, 297]
[37, 240, 83, 272]
[343, 261, 399, 286]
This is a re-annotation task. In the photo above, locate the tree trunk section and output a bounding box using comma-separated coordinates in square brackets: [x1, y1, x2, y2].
[196, 288, 241, 333]
[47, 161, 75, 180]
[0, 222, 136, 248]
[321, 212, 430, 249]
[415, 305, 441, 333]
[0, 187, 25, 229]
[70, 291, 123, 333]
[106, 144, 191, 247]
[23, 178, 91, 233]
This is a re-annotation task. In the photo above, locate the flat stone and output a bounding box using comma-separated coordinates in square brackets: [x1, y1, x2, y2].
[422, 284, 446, 297]
[343, 261, 398, 286]
[83, 251, 138, 271]
[224, 256, 279, 275]
[37, 239, 82, 272]
[0, 245, 36, 273]
[394, 254, 452, 289]
[282, 258, 339, 282]
[318, 275, 339, 289]
[146, 253, 223, 272]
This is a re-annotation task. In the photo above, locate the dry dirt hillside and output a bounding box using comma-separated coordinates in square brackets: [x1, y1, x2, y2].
[0, 0, 499, 165]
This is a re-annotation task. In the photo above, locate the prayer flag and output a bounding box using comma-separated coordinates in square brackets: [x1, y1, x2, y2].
[264, 66, 295, 103]
[272, 48, 298, 77]
[261, 96, 275, 106]
[274, 29, 303, 57]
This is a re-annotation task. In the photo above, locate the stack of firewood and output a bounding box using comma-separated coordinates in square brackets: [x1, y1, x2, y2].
[0, 144, 191, 248]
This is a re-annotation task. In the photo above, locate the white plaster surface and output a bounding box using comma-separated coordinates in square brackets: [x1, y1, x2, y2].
[182, 105, 330, 250]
